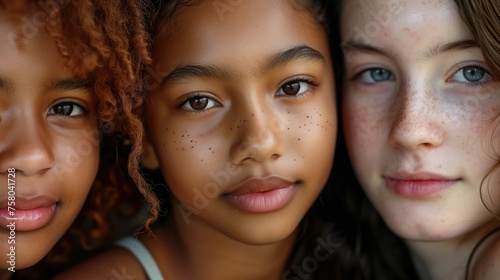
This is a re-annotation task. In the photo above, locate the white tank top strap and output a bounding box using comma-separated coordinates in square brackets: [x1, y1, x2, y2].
[115, 237, 164, 280]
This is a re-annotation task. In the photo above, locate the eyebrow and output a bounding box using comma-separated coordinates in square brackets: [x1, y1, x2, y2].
[342, 39, 479, 61]
[0, 77, 88, 97]
[161, 65, 236, 86]
[260, 45, 325, 74]
[341, 41, 397, 58]
[49, 78, 89, 91]
[424, 39, 479, 59]
[160, 45, 325, 87]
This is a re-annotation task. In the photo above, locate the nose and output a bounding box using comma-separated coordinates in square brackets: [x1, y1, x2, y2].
[389, 83, 444, 150]
[230, 104, 286, 164]
[0, 113, 55, 176]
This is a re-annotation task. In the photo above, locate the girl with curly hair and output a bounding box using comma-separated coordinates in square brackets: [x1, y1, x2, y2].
[58, 0, 340, 279]
[0, 0, 157, 278]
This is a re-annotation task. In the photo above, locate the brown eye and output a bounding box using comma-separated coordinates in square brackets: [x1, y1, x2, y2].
[48, 102, 85, 117]
[181, 95, 220, 112]
[276, 79, 313, 97]
[189, 97, 209, 110]
[282, 81, 301, 95]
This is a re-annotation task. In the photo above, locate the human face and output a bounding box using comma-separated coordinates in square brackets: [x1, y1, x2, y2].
[0, 12, 99, 269]
[147, 0, 336, 244]
[341, 0, 500, 241]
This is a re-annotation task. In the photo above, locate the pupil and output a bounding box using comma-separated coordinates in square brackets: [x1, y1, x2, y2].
[55, 103, 73, 115]
[464, 67, 484, 82]
[190, 97, 209, 110]
[283, 82, 300, 95]
[371, 69, 390, 81]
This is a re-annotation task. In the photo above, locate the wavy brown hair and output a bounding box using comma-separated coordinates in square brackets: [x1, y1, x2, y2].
[455, 1, 500, 279]
[455, 0, 500, 217]
[1, 0, 159, 267]
[455, 0, 500, 80]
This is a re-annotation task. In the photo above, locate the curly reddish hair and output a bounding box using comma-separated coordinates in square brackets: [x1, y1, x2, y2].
[0, 0, 159, 264]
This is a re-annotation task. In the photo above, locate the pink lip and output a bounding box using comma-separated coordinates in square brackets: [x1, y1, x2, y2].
[384, 172, 460, 199]
[224, 176, 297, 213]
[0, 196, 58, 231]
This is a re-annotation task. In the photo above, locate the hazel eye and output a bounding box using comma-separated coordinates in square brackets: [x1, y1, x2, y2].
[181, 96, 220, 112]
[357, 68, 394, 84]
[451, 66, 488, 83]
[276, 80, 312, 96]
[48, 102, 85, 117]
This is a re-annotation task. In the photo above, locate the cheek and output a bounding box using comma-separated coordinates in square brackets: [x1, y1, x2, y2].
[154, 123, 225, 198]
[286, 99, 337, 180]
[342, 96, 384, 154]
[60, 129, 100, 198]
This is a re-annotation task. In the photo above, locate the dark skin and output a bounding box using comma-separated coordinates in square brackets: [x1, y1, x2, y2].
[0, 8, 98, 278]
[57, 0, 337, 279]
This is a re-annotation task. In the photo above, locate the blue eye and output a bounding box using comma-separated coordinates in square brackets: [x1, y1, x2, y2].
[452, 66, 488, 83]
[181, 95, 220, 112]
[48, 102, 85, 117]
[276, 79, 314, 96]
[357, 68, 394, 84]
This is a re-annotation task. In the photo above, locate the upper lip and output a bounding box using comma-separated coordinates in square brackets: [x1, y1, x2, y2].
[384, 171, 459, 181]
[0, 195, 58, 209]
[225, 176, 296, 195]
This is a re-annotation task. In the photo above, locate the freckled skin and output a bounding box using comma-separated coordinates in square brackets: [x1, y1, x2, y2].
[142, 0, 337, 279]
[342, 0, 500, 279]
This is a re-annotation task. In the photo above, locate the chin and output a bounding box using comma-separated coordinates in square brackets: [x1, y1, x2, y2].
[227, 218, 300, 245]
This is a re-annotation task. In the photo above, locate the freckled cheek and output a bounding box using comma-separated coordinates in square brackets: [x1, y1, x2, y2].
[343, 102, 372, 143]
[158, 123, 221, 167]
[342, 99, 385, 160]
[285, 104, 337, 158]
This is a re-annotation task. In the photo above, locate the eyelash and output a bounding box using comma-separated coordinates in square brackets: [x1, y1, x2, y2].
[177, 92, 219, 114]
[351, 67, 394, 84]
[177, 75, 318, 112]
[277, 75, 318, 98]
[449, 64, 493, 88]
[48, 101, 89, 119]
[351, 65, 494, 87]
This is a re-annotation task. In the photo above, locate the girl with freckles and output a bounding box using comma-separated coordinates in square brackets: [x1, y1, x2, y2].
[58, 0, 340, 279]
[0, 0, 156, 279]
[335, 0, 500, 279]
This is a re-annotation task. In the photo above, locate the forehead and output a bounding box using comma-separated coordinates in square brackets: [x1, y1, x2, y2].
[152, 0, 327, 73]
[341, 0, 471, 52]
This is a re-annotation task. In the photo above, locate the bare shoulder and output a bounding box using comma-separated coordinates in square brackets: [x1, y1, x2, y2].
[472, 234, 500, 280]
[53, 247, 147, 280]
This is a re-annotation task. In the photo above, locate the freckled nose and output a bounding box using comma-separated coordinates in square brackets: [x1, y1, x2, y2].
[389, 88, 444, 150]
[230, 110, 286, 164]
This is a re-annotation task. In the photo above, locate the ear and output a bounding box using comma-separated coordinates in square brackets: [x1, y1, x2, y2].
[141, 134, 160, 170]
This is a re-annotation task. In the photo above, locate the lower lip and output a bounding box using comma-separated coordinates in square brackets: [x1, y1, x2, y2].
[385, 179, 457, 199]
[224, 184, 296, 213]
[0, 204, 57, 231]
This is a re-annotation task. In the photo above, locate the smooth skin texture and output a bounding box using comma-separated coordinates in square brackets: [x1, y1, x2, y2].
[57, 0, 336, 279]
[341, 0, 500, 279]
[0, 12, 99, 275]
[146, 0, 336, 278]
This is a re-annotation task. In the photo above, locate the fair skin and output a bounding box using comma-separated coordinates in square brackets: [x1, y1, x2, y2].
[341, 0, 500, 279]
[0, 10, 99, 277]
[57, 0, 336, 279]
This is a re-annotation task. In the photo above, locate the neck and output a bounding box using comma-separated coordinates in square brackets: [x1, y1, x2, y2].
[406, 221, 499, 280]
[155, 207, 297, 280]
